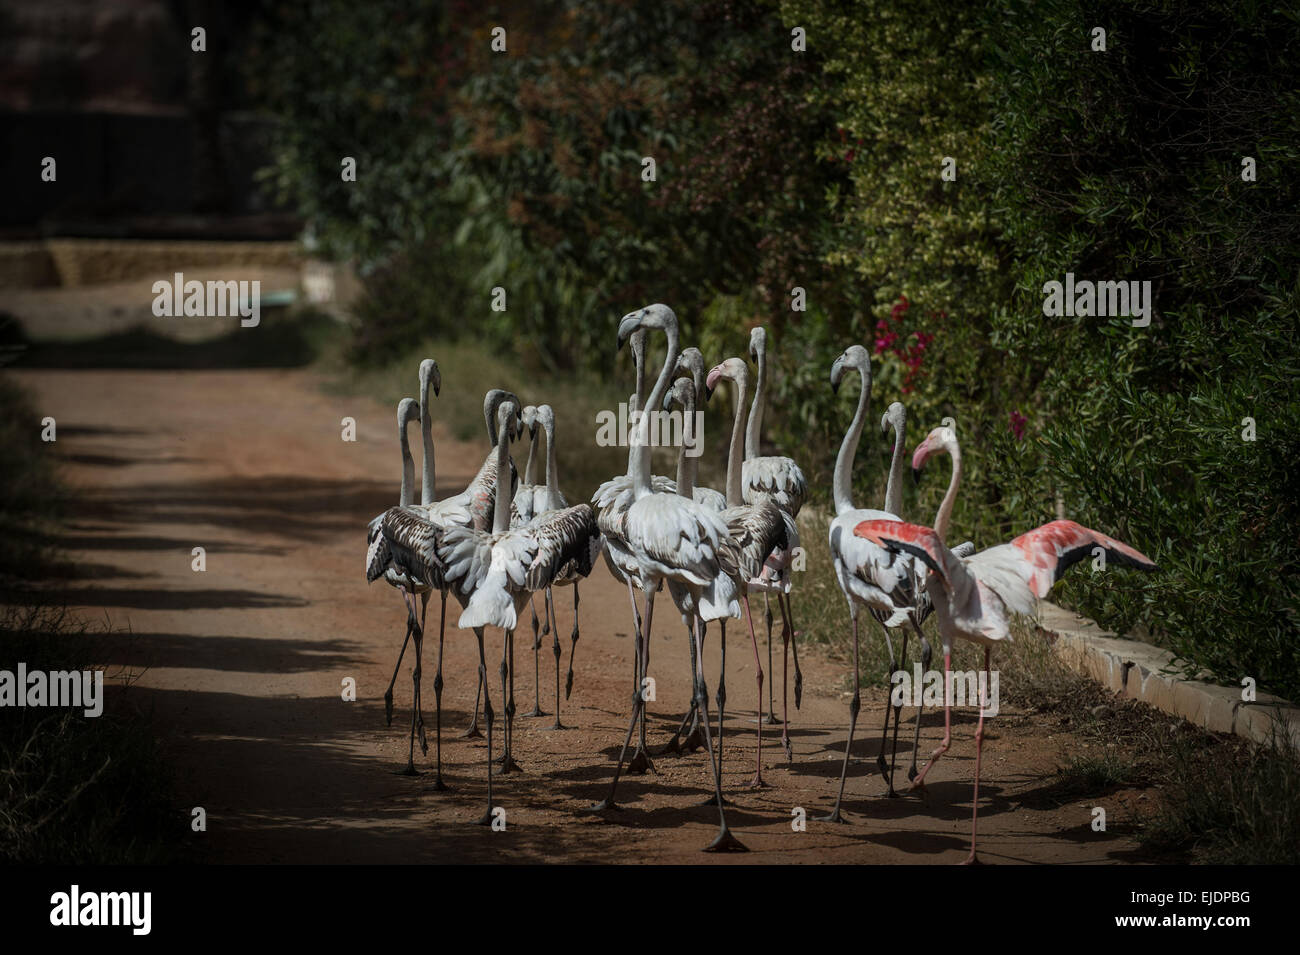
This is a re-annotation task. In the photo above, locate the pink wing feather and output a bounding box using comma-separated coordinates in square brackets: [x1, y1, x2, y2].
[1008, 520, 1157, 597]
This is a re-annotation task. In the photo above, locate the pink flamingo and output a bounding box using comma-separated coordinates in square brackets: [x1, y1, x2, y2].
[853, 515, 1157, 863]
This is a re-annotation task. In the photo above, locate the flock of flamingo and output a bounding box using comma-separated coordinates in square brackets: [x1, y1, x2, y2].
[365, 303, 1157, 862]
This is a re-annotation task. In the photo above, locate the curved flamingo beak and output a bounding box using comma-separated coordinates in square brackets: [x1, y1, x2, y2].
[705, 365, 724, 403]
[911, 438, 932, 486]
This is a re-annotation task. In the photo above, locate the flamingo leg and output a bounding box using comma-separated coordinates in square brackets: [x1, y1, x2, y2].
[778, 593, 798, 761]
[742, 594, 767, 788]
[524, 595, 545, 717]
[878, 625, 909, 795]
[431, 588, 449, 791]
[589, 585, 653, 811]
[695, 614, 747, 853]
[875, 623, 898, 786]
[910, 650, 953, 789]
[460, 621, 485, 740]
[763, 593, 778, 724]
[885, 625, 910, 794]
[908, 624, 932, 782]
[818, 605, 859, 822]
[495, 628, 521, 774]
[474, 629, 495, 825]
[659, 624, 699, 756]
[398, 588, 424, 776]
[384, 600, 413, 727]
[785, 592, 803, 709]
[563, 583, 579, 702]
[417, 590, 429, 755]
[965, 647, 991, 865]
[628, 589, 656, 775]
[547, 587, 567, 730]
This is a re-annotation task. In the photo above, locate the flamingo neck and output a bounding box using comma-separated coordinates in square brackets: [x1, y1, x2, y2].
[544, 419, 559, 499]
[833, 369, 870, 515]
[523, 428, 539, 486]
[746, 346, 765, 460]
[883, 412, 906, 517]
[631, 325, 679, 498]
[674, 402, 696, 500]
[724, 373, 749, 507]
[399, 419, 415, 507]
[420, 384, 435, 507]
[934, 442, 962, 543]
[492, 420, 512, 534]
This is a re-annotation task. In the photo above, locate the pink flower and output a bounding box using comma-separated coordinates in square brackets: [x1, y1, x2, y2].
[1009, 410, 1028, 441]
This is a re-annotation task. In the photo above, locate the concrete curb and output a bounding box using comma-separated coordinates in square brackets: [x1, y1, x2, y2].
[1036, 602, 1300, 750]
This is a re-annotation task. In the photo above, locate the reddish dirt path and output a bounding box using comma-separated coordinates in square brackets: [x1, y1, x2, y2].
[11, 367, 1149, 864]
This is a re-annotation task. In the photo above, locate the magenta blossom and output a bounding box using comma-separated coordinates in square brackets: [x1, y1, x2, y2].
[1009, 410, 1028, 441]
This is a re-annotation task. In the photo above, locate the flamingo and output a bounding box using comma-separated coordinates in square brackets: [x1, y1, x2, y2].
[591, 330, 677, 774]
[364, 395, 437, 776]
[816, 345, 952, 822]
[743, 326, 808, 724]
[659, 346, 727, 758]
[527, 404, 586, 731]
[369, 386, 521, 782]
[511, 406, 552, 719]
[661, 377, 747, 800]
[705, 356, 798, 783]
[855, 516, 1157, 862]
[588, 304, 745, 852]
[378, 400, 601, 823]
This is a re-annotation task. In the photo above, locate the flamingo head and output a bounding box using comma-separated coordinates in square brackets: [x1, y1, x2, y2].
[748, 325, 766, 363]
[675, 347, 705, 400]
[618, 303, 678, 349]
[496, 400, 521, 444]
[398, 397, 420, 432]
[536, 404, 556, 439]
[663, 377, 694, 415]
[881, 400, 906, 436]
[419, 358, 441, 398]
[705, 356, 747, 403]
[521, 405, 538, 440]
[830, 344, 871, 395]
[912, 424, 958, 484]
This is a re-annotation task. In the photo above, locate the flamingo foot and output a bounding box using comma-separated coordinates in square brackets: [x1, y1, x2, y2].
[703, 826, 749, 853]
[626, 746, 655, 776]
[523, 705, 545, 718]
[492, 757, 523, 776]
[396, 762, 420, 777]
[585, 799, 623, 813]
[460, 724, 484, 740]
[782, 735, 793, 763]
[546, 718, 569, 731]
[744, 773, 768, 790]
[680, 723, 707, 754]
[815, 808, 848, 824]
[431, 776, 449, 793]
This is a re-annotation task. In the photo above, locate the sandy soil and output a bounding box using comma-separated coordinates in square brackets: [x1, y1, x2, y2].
[10, 367, 1152, 864]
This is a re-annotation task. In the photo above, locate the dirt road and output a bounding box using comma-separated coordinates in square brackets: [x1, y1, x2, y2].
[11, 367, 1149, 863]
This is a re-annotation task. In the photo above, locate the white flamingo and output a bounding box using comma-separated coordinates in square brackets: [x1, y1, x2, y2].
[705, 356, 798, 784]
[379, 400, 601, 823]
[855, 515, 1157, 863]
[817, 345, 959, 822]
[743, 327, 808, 724]
[525, 404, 586, 731]
[588, 304, 745, 852]
[365, 395, 437, 776]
